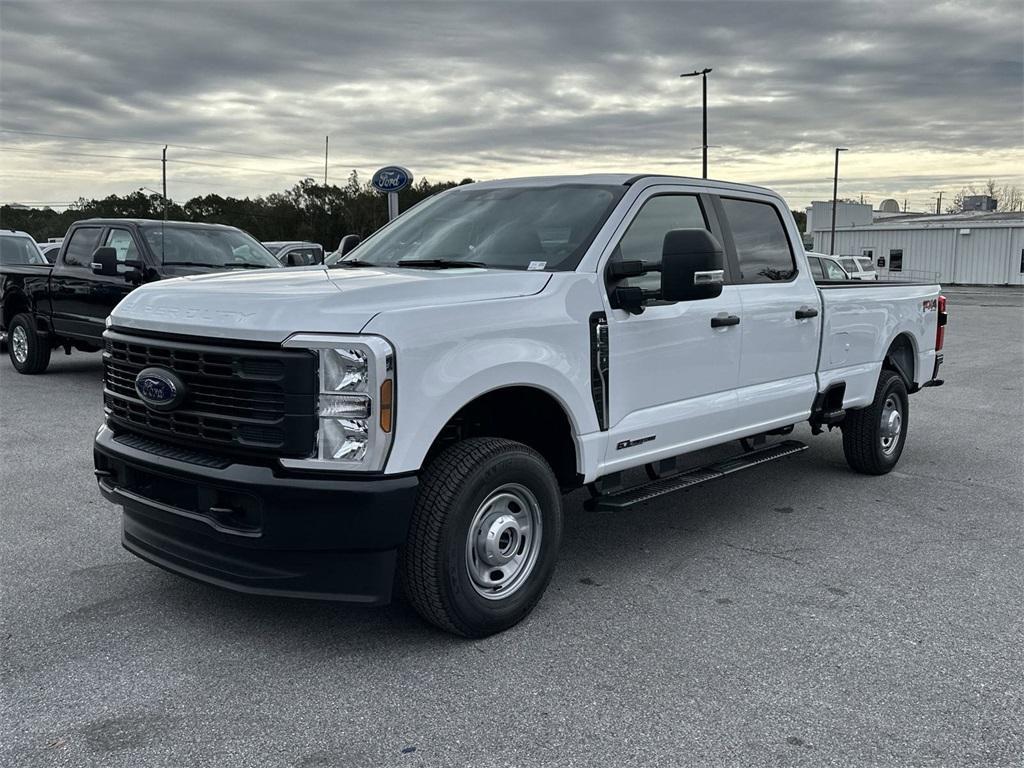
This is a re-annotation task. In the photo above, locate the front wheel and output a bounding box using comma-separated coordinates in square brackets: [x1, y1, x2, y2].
[7, 313, 51, 374]
[841, 370, 909, 475]
[401, 438, 563, 637]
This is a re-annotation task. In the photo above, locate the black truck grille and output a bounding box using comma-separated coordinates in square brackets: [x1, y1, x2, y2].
[103, 329, 317, 458]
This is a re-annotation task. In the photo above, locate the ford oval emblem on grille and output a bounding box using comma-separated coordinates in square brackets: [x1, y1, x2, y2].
[135, 367, 186, 411]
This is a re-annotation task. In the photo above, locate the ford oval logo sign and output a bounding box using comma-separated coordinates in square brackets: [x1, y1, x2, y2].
[371, 166, 413, 193]
[135, 367, 186, 411]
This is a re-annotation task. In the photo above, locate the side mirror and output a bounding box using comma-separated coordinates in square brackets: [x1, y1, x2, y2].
[338, 234, 361, 257]
[90, 246, 119, 276]
[660, 229, 725, 302]
[286, 252, 302, 267]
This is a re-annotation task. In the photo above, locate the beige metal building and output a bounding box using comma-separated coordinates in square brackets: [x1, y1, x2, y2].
[812, 212, 1024, 285]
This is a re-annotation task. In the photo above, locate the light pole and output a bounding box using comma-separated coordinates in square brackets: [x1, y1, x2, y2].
[680, 68, 712, 178]
[829, 147, 848, 255]
[138, 186, 166, 219]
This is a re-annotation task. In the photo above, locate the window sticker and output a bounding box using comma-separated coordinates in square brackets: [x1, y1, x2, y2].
[527, 261, 547, 271]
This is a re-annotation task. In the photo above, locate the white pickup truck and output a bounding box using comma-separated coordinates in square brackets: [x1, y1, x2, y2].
[93, 174, 947, 637]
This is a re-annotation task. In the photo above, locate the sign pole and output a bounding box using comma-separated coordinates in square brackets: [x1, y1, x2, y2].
[372, 166, 413, 223]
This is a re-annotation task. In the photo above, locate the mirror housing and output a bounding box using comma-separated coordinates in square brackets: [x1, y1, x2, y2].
[90, 247, 119, 276]
[660, 229, 725, 302]
[286, 252, 302, 267]
[607, 259, 647, 280]
[338, 234, 361, 257]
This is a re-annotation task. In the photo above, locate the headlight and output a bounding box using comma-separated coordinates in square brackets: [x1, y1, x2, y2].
[280, 334, 395, 471]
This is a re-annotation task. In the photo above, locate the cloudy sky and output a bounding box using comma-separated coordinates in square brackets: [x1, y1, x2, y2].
[1, 0, 1021, 211]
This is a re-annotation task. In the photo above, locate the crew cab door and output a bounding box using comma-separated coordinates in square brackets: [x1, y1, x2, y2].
[600, 188, 744, 472]
[49, 225, 105, 339]
[50, 226, 141, 342]
[716, 196, 821, 429]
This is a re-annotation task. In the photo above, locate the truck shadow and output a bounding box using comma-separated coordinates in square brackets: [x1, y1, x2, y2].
[122, 438, 851, 648]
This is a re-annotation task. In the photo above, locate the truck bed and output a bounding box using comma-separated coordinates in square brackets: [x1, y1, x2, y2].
[817, 281, 940, 410]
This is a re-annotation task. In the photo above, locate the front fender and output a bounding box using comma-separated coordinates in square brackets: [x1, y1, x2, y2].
[363, 279, 603, 475]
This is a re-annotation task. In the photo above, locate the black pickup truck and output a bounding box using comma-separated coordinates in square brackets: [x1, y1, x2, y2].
[1, 218, 281, 374]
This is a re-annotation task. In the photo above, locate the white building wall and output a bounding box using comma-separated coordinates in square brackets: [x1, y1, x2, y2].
[824, 226, 1024, 285]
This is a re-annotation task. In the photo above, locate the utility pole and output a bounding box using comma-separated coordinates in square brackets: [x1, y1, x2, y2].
[936, 191, 943, 215]
[323, 136, 330, 248]
[161, 145, 168, 221]
[829, 147, 848, 255]
[680, 68, 712, 178]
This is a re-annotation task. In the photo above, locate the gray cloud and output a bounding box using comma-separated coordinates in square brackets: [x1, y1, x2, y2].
[1, 0, 1021, 209]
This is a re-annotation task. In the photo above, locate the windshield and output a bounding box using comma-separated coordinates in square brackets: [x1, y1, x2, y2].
[262, 243, 285, 255]
[0, 235, 47, 266]
[328, 184, 625, 271]
[838, 257, 857, 270]
[142, 225, 281, 268]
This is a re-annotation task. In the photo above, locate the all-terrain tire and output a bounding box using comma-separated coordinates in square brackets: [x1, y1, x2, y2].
[7, 313, 51, 374]
[841, 370, 909, 475]
[401, 437, 563, 637]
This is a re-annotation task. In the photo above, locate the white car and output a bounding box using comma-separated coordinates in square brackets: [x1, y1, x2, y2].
[0, 230, 47, 266]
[806, 252, 851, 281]
[835, 254, 878, 281]
[94, 174, 947, 637]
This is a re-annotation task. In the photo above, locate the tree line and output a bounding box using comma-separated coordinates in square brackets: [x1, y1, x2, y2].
[1, 172, 474, 249]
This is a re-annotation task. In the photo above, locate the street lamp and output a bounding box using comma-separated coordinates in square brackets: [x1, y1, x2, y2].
[680, 67, 712, 178]
[139, 186, 167, 221]
[829, 147, 848, 255]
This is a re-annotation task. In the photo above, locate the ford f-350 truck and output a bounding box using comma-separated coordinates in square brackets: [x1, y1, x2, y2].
[1, 219, 281, 374]
[93, 175, 947, 637]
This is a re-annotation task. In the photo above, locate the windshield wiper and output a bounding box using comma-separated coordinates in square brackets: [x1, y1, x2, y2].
[396, 258, 487, 269]
[329, 259, 377, 268]
[221, 262, 269, 269]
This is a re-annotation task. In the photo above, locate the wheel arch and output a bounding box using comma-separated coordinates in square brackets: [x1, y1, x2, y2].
[419, 384, 582, 489]
[2, 288, 31, 329]
[883, 332, 917, 388]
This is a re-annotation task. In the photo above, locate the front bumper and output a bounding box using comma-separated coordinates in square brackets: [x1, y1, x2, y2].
[94, 426, 418, 604]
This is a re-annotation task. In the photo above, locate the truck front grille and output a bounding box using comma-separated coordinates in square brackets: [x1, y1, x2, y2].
[103, 329, 317, 459]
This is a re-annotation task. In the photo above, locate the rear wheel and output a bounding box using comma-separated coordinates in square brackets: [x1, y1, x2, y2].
[401, 438, 563, 637]
[7, 313, 51, 374]
[841, 370, 908, 475]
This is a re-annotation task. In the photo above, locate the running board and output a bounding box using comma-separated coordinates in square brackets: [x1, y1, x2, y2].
[584, 440, 808, 511]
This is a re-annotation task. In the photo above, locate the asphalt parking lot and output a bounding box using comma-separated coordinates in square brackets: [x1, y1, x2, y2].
[2, 286, 1021, 768]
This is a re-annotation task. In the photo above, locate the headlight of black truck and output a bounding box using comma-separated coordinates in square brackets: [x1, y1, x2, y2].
[281, 334, 395, 471]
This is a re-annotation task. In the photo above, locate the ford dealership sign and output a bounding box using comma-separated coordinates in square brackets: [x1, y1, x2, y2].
[371, 166, 413, 194]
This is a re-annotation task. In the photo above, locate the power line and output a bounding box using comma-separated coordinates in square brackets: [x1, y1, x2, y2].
[169, 157, 322, 176]
[0, 146, 157, 162]
[1, 145, 325, 178]
[0, 128, 315, 164]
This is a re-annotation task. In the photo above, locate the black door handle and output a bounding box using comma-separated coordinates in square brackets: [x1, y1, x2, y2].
[711, 314, 741, 328]
[795, 307, 819, 319]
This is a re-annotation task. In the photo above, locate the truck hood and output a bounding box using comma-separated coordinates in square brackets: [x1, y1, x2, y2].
[109, 266, 551, 342]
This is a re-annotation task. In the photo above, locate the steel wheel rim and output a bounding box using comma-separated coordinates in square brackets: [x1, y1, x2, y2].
[11, 326, 28, 364]
[879, 394, 902, 455]
[465, 483, 543, 600]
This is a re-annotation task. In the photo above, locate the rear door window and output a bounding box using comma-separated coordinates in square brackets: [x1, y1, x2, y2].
[823, 259, 847, 280]
[720, 198, 796, 283]
[104, 228, 140, 264]
[61, 227, 103, 267]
